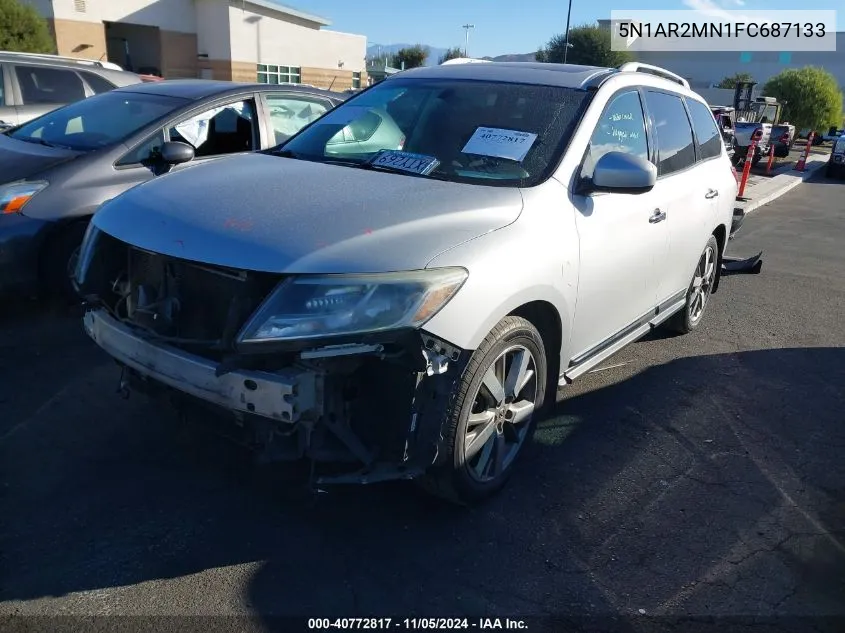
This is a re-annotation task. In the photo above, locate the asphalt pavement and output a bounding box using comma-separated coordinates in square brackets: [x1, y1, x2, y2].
[1, 175, 844, 632]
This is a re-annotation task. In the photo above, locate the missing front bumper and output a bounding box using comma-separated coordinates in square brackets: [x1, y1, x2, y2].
[83, 308, 468, 485]
[84, 309, 314, 423]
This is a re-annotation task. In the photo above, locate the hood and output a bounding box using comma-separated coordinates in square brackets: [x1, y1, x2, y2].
[0, 134, 80, 184]
[92, 153, 524, 274]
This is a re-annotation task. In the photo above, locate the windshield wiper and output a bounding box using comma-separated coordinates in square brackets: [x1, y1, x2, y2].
[16, 136, 67, 149]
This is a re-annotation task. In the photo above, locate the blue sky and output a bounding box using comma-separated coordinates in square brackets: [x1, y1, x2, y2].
[296, 0, 843, 57]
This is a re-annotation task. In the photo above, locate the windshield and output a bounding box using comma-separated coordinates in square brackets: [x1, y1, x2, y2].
[278, 78, 592, 186]
[10, 91, 186, 151]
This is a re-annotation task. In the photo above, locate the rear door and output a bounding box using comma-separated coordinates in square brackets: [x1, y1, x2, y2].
[687, 96, 736, 234]
[642, 89, 710, 305]
[12, 63, 89, 124]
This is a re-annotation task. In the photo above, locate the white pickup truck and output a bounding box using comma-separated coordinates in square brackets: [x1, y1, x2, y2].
[733, 121, 772, 165]
[732, 97, 784, 166]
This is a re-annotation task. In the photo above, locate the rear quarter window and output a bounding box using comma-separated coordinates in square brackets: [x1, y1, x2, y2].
[80, 71, 118, 94]
[686, 98, 723, 161]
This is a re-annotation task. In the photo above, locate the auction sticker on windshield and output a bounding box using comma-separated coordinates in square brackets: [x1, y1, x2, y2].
[369, 150, 440, 175]
[461, 127, 538, 162]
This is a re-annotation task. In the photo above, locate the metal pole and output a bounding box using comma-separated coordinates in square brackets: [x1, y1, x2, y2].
[462, 24, 474, 57]
[563, 0, 573, 64]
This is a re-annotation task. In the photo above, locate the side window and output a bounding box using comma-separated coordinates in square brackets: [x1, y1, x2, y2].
[644, 91, 696, 176]
[687, 98, 723, 161]
[168, 99, 257, 158]
[116, 129, 166, 167]
[581, 90, 649, 180]
[265, 94, 331, 145]
[80, 71, 117, 95]
[14, 65, 86, 105]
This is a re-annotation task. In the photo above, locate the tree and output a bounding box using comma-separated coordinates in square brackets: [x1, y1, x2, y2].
[763, 66, 843, 131]
[390, 45, 429, 70]
[0, 0, 54, 54]
[716, 72, 754, 89]
[438, 46, 464, 64]
[536, 25, 632, 67]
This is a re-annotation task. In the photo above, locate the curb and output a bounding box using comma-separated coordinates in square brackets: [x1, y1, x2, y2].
[740, 160, 828, 215]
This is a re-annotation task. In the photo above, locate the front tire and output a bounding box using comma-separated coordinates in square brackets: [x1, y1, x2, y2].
[666, 235, 719, 335]
[40, 221, 88, 303]
[418, 316, 547, 505]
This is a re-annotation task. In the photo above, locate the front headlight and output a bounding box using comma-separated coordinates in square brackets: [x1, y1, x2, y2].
[237, 268, 468, 343]
[0, 181, 48, 215]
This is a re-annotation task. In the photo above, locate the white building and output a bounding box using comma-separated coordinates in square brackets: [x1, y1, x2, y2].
[25, 0, 368, 90]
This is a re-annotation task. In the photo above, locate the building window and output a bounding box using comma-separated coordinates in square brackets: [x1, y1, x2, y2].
[352, 72, 361, 89]
[257, 64, 301, 85]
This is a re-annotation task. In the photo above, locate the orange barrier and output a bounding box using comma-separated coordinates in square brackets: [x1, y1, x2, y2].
[794, 132, 815, 172]
[737, 140, 757, 199]
[765, 143, 776, 174]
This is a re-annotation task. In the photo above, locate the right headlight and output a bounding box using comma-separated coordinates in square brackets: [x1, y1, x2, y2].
[0, 181, 48, 215]
[237, 267, 468, 344]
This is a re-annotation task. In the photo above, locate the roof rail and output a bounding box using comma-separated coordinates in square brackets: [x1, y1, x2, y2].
[0, 51, 124, 71]
[618, 62, 689, 89]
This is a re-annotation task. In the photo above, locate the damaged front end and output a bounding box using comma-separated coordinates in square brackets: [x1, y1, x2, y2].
[74, 227, 470, 485]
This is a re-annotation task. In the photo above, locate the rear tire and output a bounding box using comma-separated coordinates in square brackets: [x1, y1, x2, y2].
[666, 235, 719, 335]
[417, 316, 547, 506]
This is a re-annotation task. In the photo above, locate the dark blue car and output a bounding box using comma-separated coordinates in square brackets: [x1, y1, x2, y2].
[0, 80, 345, 298]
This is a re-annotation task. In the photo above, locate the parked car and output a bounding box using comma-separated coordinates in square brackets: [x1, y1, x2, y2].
[823, 126, 845, 144]
[826, 134, 845, 179]
[0, 80, 346, 298]
[0, 51, 147, 127]
[771, 123, 796, 158]
[74, 61, 737, 505]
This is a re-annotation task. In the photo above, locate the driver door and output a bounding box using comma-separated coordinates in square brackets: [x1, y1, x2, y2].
[567, 89, 670, 366]
[110, 96, 260, 194]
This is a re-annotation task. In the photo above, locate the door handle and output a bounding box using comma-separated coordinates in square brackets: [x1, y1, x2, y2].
[705, 189, 720, 199]
[648, 209, 667, 224]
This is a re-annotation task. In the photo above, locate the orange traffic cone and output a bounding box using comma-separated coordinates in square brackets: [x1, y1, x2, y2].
[795, 132, 815, 172]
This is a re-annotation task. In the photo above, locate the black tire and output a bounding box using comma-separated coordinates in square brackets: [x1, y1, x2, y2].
[417, 316, 548, 505]
[40, 221, 89, 302]
[666, 235, 720, 335]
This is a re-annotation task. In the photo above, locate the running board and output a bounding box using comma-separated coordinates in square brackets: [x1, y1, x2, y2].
[559, 299, 686, 386]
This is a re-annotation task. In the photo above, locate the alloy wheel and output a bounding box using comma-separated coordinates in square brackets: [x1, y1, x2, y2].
[463, 345, 538, 483]
[689, 244, 717, 324]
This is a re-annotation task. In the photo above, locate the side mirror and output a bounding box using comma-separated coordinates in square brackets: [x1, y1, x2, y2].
[160, 141, 195, 165]
[590, 151, 657, 193]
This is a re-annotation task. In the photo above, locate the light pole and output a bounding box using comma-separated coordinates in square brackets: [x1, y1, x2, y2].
[462, 24, 474, 57]
[563, 0, 573, 64]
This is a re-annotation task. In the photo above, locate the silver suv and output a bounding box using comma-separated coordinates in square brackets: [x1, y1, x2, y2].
[0, 52, 145, 128]
[75, 61, 737, 505]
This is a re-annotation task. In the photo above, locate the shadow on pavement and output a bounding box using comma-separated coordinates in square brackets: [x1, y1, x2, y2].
[1, 347, 844, 622]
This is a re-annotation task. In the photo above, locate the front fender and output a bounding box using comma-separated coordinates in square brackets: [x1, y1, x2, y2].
[421, 194, 579, 369]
